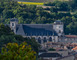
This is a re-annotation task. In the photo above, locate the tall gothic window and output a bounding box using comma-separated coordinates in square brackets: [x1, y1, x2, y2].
[49, 37, 52, 41]
[43, 37, 47, 43]
[38, 37, 41, 44]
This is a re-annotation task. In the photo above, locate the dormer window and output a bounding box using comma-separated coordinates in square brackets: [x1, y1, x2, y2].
[12, 23, 14, 26]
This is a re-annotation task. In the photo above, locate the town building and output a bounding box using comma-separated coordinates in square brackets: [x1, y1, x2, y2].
[9, 18, 64, 44]
[65, 35, 77, 43]
[59, 35, 77, 43]
[38, 53, 62, 60]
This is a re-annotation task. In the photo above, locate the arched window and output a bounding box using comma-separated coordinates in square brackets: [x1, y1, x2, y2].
[43, 37, 47, 43]
[49, 37, 52, 41]
[27, 37, 30, 39]
[12, 23, 14, 26]
[38, 37, 41, 44]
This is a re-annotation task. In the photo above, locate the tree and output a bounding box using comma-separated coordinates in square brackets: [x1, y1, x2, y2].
[0, 23, 13, 36]
[66, 22, 77, 35]
[0, 42, 36, 60]
[44, 2, 55, 6]
[55, 2, 69, 11]
[50, 7, 58, 13]
[24, 38, 40, 53]
[69, 0, 77, 9]
[3, 10, 14, 18]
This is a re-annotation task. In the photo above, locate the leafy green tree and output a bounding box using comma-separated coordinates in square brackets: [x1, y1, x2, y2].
[44, 2, 55, 6]
[24, 38, 40, 53]
[0, 23, 13, 36]
[3, 10, 14, 18]
[0, 42, 36, 60]
[55, 2, 69, 11]
[50, 7, 58, 13]
[66, 22, 77, 35]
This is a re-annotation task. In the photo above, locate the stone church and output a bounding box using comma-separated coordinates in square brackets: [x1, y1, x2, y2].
[10, 18, 64, 44]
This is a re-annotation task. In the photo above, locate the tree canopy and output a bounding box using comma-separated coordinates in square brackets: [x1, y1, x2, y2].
[0, 42, 36, 60]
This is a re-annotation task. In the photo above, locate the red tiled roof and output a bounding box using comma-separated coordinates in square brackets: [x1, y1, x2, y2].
[65, 35, 77, 38]
[72, 46, 77, 50]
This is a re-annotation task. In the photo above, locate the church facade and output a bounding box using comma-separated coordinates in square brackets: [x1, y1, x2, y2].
[10, 18, 64, 44]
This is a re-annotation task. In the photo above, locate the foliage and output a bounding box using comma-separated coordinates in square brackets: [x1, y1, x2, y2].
[0, 23, 14, 36]
[44, 2, 55, 6]
[0, 42, 36, 60]
[66, 22, 77, 35]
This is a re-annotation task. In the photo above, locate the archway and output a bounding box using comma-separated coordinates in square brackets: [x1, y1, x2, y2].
[27, 37, 30, 39]
[38, 37, 41, 44]
[49, 37, 52, 42]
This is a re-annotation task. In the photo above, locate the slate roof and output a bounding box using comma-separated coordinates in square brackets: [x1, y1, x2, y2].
[16, 24, 58, 36]
[54, 20, 63, 25]
[10, 18, 18, 22]
[39, 53, 62, 57]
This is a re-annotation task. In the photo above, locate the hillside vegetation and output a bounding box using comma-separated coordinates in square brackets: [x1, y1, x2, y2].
[0, 0, 77, 35]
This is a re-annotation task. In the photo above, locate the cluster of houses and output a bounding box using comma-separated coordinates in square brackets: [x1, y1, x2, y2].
[38, 42, 77, 60]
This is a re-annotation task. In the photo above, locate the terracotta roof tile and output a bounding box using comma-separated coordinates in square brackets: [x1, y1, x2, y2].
[65, 35, 77, 38]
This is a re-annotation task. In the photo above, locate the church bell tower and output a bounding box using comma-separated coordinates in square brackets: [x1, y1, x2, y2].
[10, 18, 18, 34]
[53, 20, 64, 36]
